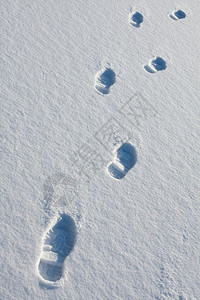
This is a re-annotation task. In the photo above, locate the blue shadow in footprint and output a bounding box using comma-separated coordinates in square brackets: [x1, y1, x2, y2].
[95, 68, 116, 95]
[144, 57, 166, 73]
[38, 214, 77, 283]
[108, 143, 137, 180]
[170, 9, 186, 20]
[151, 57, 166, 71]
[130, 11, 143, 27]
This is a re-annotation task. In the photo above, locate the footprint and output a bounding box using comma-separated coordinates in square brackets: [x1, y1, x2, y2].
[144, 57, 167, 74]
[170, 9, 186, 20]
[94, 67, 116, 95]
[129, 11, 143, 27]
[107, 142, 137, 179]
[38, 214, 77, 284]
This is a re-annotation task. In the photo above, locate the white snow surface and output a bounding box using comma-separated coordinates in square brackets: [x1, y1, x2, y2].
[1, 0, 200, 299]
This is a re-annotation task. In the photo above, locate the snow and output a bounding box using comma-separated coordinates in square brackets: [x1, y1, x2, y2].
[1, 0, 200, 299]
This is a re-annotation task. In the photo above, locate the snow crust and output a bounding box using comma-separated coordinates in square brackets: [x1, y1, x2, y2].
[1, 0, 200, 299]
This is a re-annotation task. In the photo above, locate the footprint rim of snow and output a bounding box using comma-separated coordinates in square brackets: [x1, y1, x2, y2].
[170, 9, 186, 20]
[144, 56, 167, 74]
[129, 11, 144, 27]
[94, 67, 116, 95]
[107, 142, 137, 180]
[37, 213, 77, 286]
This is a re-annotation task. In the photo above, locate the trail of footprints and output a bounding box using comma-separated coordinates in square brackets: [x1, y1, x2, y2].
[94, 8, 186, 91]
[37, 6, 187, 286]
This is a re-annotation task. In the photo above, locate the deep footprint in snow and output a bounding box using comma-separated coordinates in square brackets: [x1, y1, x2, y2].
[144, 57, 167, 74]
[94, 67, 116, 95]
[38, 214, 77, 283]
[170, 9, 186, 20]
[129, 11, 143, 27]
[107, 143, 137, 179]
